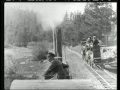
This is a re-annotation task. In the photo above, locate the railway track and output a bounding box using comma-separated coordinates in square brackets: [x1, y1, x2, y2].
[85, 63, 116, 89]
[67, 47, 117, 89]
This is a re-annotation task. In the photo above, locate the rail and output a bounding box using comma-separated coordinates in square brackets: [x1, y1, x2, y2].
[67, 47, 116, 89]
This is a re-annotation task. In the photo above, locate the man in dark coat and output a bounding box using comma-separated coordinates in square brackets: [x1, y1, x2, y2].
[92, 36, 103, 69]
[44, 52, 69, 79]
[93, 36, 99, 46]
[92, 36, 100, 58]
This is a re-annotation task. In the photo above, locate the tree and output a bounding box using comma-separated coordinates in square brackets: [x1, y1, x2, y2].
[55, 2, 116, 47]
[84, 2, 116, 39]
[5, 8, 44, 47]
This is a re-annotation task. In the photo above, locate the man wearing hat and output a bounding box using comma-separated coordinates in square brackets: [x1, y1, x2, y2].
[44, 51, 69, 79]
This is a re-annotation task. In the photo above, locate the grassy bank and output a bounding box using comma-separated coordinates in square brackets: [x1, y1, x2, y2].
[4, 45, 51, 89]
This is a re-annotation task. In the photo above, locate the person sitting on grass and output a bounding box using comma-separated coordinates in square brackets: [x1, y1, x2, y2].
[44, 51, 69, 79]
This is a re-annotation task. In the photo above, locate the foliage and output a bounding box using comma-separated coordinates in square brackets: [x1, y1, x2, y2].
[60, 2, 116, 46]
[5, 54, 16, 76]
[4, 54, 23, 89]
[5, 8, 53, 47]
[32, 41, 52, 61]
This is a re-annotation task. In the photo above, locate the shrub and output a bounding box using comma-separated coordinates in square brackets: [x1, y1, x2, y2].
[4, 43, 9, 48]
[5, 55, 16, 76]
[31, 73, 39, 79]
[4, 54, 19, 89]
[27, 41, 39, 49]
[4, 42, 12, 48]
[27, 41, 37, 48]
[32, 41, 52, 61]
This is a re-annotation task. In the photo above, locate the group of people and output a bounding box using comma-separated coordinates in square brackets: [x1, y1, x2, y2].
[82, 36, 102, 66]
[82, 36, 100, 54]
[86, 36, 100, 48]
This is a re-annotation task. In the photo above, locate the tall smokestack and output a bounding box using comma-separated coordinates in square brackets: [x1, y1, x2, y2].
[56, 27, 62, 61]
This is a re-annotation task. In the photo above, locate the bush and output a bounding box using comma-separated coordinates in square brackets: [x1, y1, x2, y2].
[5, 55, 16, 76]
[4, 54, 19, 90]
[32, 41, 52, 61]
[27, 41, 36, 47]
[4, 54, 25, 79]
[27, 41, 37, 49]
[4, 43, 9, 48]
[4, 42, 12, 48]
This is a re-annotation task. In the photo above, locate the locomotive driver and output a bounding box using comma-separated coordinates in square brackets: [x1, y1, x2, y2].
[44, 51, 69, 79]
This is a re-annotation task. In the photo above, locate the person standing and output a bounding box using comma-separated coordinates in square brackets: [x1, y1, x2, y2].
[87, 36, 93, 44]
[86, 36, 93, 51]
[93, 36, 99, 46]
[92, 36, 104, 69]
[93, 36, 100, 59]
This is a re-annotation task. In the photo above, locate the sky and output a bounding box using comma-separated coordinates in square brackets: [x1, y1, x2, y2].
[5, 2, 117, 30]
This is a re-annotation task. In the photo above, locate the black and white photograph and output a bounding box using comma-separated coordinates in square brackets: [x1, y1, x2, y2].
[4, 2, 117, 89]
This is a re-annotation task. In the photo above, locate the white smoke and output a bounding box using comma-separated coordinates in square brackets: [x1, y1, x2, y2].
[5, 3, 87, 31]
[37, 13, 64, 30]
[5, 3, 116, 30]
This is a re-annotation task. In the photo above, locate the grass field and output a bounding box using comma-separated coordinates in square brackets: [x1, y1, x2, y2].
[4, 46, 50, 89]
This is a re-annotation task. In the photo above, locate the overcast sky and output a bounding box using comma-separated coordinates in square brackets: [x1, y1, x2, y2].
[5, 3, 117, 30]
